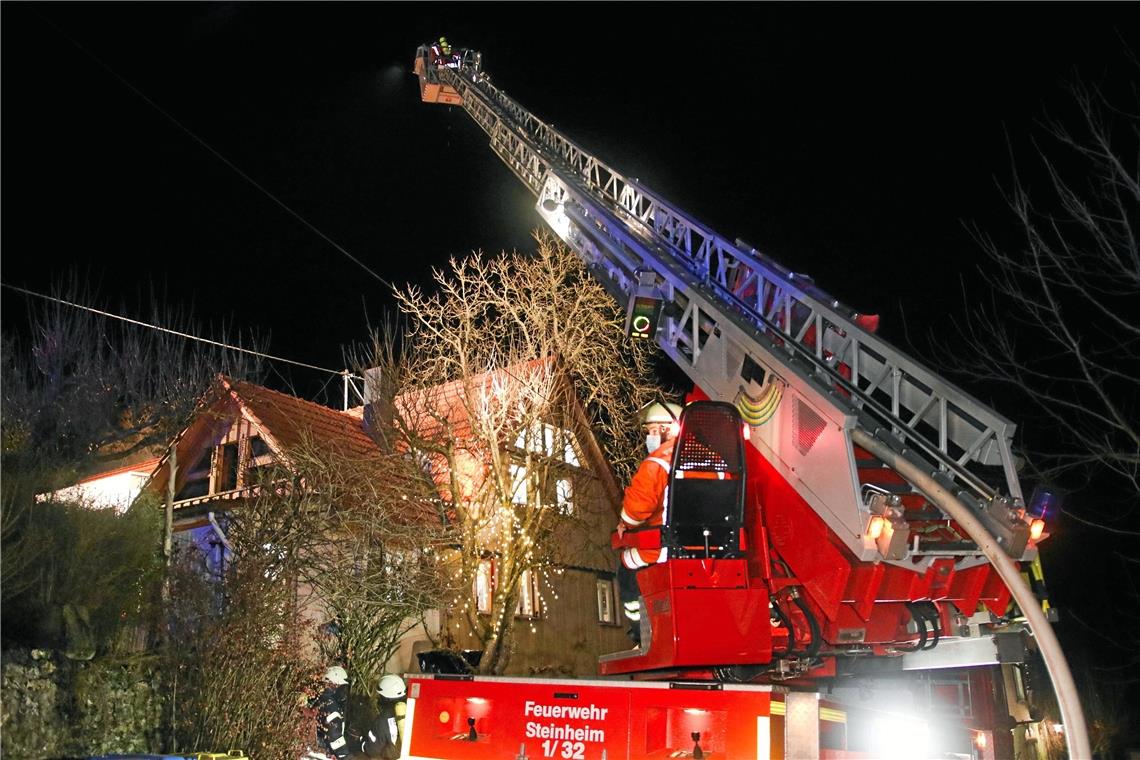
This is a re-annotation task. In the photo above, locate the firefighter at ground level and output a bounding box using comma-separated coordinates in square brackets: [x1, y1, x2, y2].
[359, 674, 407, 759]
[310, 666, 351, 760]
[615, 401, 682, 643]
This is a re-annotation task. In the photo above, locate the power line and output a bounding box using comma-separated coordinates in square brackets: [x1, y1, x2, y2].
[2, 282, 355, 379]
[33, 11, 397, 292]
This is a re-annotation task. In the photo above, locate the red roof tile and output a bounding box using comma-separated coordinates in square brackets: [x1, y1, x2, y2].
[225, 379, 380, 461]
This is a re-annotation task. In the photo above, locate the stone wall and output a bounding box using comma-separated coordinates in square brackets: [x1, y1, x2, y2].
[1, 648, 163, 759]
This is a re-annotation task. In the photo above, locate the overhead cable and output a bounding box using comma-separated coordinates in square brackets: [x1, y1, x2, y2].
[2, 282, 355, 379]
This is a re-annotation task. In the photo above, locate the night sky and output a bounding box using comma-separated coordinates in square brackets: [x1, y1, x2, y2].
[3, 2, 1139, 701]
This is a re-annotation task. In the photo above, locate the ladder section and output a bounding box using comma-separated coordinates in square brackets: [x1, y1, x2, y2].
[434, 61, 1034, 567]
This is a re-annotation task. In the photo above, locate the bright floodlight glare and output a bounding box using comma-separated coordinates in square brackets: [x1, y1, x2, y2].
[870, 716, 930, 760]
[542, 203, 571, 242]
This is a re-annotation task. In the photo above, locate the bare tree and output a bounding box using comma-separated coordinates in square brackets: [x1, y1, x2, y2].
[946, 76, 1140, 753]
[362, 232, 661, 674]
[154, 394, 454, 753]
[283, 435, 456, 690]
[1, 281, 258, 651]
[166, 526, 317, 760]
[1, 280, 258, 489]
[952, 78, 1139, 517]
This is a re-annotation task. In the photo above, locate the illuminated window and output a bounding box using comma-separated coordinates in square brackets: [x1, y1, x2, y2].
[514, 422, 581, 466]
[474, 560, 493, 614]
[596, 578, 616, 624]
[474, 561, 541, 618]
[556, 478, 573, 514]
[563, 438, 580, 467]
[516, 568, 541, 619]
[509, 464, 528, 504]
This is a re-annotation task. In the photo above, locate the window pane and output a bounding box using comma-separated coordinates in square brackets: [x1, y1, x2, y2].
[475, 560, 493, 614]
[563, 436, 580, 467]
[596, 579, 615, 624]
[249, 436, 271, 458]
[516, 569, 539, 618]
[556, 479, 573, 515]
[219, 442, 240, 491]
[509, 464, 527, 504]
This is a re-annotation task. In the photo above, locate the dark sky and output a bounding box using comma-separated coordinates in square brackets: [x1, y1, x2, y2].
[4, 3, 1135, 402]
[3, 1, 1139, 710]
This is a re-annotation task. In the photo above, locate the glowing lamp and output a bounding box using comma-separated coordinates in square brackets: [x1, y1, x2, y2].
[626, 271, 664, 340]
[867, 515, 886, 541]
[627, 295, 663, 339]
[1029, 518, 1046, 541]
[1028, 485, 1061, 519]
[973, 730, 988, 749]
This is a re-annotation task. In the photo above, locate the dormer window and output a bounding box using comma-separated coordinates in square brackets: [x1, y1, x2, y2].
[174, 424, 276, 503]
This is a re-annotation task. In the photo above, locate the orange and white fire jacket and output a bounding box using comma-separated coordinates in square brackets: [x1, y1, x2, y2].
[620, 438, 675, 568]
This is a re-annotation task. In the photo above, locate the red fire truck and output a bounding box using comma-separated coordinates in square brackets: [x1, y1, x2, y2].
[402, 675, 856, 759]
[408, 41, 1085, 758]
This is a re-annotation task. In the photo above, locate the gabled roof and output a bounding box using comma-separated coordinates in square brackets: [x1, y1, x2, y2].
[147, 364, 622, 512]
[226, 379, 379, 461]
[392, 357, 557, 444]
[147, 375, 383, 496]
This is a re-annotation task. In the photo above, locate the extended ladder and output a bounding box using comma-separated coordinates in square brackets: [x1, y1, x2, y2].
[423, 48, 1036, 570]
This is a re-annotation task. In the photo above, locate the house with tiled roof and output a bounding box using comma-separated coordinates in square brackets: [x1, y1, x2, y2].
[38, 452, 162, 514]
[144, 373, 631, 676]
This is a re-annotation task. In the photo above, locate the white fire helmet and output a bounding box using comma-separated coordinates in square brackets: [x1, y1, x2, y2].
[378, 673, 407, 700]
[640, 401, 683, 425]
[324, 666, 348, 685]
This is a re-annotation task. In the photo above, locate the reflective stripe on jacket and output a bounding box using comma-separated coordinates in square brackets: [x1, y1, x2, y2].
[620, 438, 674, 567]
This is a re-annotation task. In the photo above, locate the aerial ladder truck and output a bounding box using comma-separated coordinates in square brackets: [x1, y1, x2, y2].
[406, 45, 1088, 759]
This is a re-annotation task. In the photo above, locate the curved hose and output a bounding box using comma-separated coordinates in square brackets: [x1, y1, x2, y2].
[899, 602, 938, 652]
[919, 603, 942, 651]
[851, 427, 1089, 759]
[793, 595, 822, 661]
[772, 599, 797, 656]
[897, 605, 927, 653]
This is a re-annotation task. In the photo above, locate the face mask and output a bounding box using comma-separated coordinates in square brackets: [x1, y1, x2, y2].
[645, 433, 661, 453]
